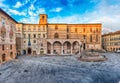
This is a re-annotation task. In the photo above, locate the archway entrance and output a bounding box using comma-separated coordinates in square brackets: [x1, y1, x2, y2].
[53, 41, 61, 54]
[23, 50, 26, 55]
[10, 52, 13, 58]
[2, 54, 6, 62]
[28, 48, 32, 54]
[73, 41, 79, 54]
[63, 41, 71, 54]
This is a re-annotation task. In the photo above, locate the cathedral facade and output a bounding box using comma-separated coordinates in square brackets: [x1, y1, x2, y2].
[16, 14, 102, 55]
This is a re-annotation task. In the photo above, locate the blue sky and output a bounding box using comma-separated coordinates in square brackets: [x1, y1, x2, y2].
[0, 0, 120, 33]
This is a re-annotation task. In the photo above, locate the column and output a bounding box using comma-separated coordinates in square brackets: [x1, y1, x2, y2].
[51, 44, 53, 54]
[61, 44, 63, 55]
[71, 45, 72, 55]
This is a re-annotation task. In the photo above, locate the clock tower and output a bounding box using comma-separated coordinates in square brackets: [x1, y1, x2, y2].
[39, 14, 47, 24]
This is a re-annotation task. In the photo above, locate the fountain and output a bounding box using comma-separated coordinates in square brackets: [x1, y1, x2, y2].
[79, 49, 107, 62]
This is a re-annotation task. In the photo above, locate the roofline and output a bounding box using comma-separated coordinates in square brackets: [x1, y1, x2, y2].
[0, 8, 18, 23]
[102, 30, 120, 36]
[17, 22, 102, 25]
[48, 23, 102, 25]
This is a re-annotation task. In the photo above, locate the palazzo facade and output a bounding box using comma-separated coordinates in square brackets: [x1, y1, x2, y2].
[0, 9, 17, 63]
[16, 14, 102, 55]
[102, 30, 120, 52]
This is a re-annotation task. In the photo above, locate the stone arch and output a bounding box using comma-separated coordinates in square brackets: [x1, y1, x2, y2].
[63, 41, 71, 54]
[53, 41, 62, 54]
[73, 41, 79, 54]
[2, 54, 6, 62]
[47, 42, 51, 54]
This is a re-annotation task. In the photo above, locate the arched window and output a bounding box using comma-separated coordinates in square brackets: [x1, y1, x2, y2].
[90, 27, 92, 32]
[55, 25, 58, 30]
[67, 27, 69, 32]
[2, 54, 6, 62]
[96, 35, 98, 42]
[96, 28, 98, 32]
[10, 52, 13, 58]
[54, 33, 59, 38]
[90, 35, 92, 42]
[83, 35, 86, 39]
[83, 28, 85, 32]
[42, 16, 44, 19]
[1, 25, 6, 39]
[9, 29, 13, 39]
[75, 28, 77, 32]
[67, 34, 69, 39]
[2, 45, 4, 50]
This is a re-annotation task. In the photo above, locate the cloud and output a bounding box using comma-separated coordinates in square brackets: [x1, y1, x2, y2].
[49, 0, 120, 33]
[28, 8, 46, 17]
[0, 0, 8, 8]
[37, 8, 46, 14]
[20, 16, 39, 24]
[1, 0, 119, 34]
[14, 2, 22, 8]
[8, 9, 26, 16]
[20, 8, 46, 23]
[49, 10, 120, 34]
[50, 7, 62, 12]
[29, 4, 35, 10]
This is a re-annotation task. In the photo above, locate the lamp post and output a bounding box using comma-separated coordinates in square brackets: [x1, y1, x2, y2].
[83, 35, 86, 50]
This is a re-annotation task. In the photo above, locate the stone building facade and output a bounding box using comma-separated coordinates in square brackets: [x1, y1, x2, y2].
[0, 9, 17, 63]
[102, 30, 120, 52]
[16, 14, 102, 55]
[16, 23, 47, 55]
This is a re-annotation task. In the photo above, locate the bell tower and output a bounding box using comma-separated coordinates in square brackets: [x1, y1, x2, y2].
[39, 14, 47, 24]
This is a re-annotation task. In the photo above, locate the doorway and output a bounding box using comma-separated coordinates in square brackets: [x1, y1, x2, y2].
[10, 52, 13, 58]
[23, 50, 26, 55]
[2, 54, 6, 62]
[28, 48, 32, 54]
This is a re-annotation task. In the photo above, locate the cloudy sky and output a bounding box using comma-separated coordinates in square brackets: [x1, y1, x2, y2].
[0, 0, 120, 33]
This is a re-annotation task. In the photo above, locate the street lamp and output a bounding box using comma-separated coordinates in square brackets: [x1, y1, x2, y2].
[83, 35, 86, 50]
